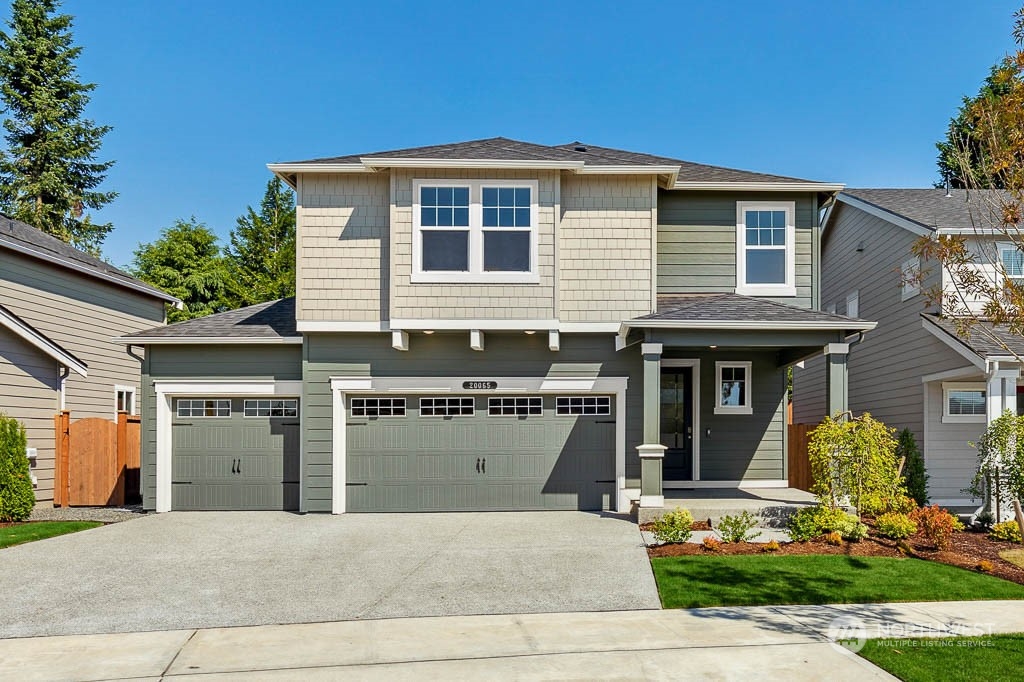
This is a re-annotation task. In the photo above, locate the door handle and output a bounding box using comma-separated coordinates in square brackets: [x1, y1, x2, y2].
[231, 459, 237, 474]
[476, 458, 480, 473]
[237, 459, 241, 474]
[482, 458, 486, 474]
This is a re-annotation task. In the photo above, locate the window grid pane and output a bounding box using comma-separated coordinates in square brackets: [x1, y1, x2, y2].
[420, 185, 470, 228]
[1003, 249, 1024, 278]
[420, 397, 476, 417]
[719, 367, 747, 407]
[176, 399, 230, 418]
[243, 399, 298, 417]
[351, 397, 406, 418]
[555, 396, 611, 416]
[948, 390, 986, 416]
[482, 186, 531, 228]
[488, 396, 543, 416]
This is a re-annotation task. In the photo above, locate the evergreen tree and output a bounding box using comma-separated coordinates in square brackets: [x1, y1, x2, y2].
[224, 177, 296, 307]
[0, 0, 115, 254]
[897, 428, 929, 507]
[130, 218, 227, 323]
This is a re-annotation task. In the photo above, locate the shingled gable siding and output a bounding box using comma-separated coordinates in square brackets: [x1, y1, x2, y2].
[140, 345, 303, 510]
[301, 332, 643, 513]
[657, 191, 816, 308]
[559, 175, 656, 322]
[390, 169, 557, 320]
[792, 203, 969, 439]
[296, 173, 390, 323]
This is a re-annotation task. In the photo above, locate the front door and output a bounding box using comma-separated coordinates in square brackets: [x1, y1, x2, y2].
[661, 368, 694, 480]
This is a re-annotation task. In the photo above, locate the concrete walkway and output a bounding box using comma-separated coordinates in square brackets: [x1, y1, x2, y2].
[5, 600, 1024, 681]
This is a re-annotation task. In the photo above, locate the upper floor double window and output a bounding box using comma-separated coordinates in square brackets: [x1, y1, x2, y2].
[735, 201, 796, 297]
[413, 179, 539, 284]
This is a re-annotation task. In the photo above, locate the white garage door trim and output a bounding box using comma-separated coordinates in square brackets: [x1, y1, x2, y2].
[154, 380, 303, 513]
[330, 375, 630, 515]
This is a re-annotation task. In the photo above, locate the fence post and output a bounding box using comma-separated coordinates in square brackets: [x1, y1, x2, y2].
[53, 411, 70, 507]
[114, 411, 128, 506]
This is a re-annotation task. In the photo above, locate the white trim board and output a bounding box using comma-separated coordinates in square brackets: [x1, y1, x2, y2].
[153, 379, 303, 513]
[662, 479, 790, 489]
[673, 182, 844, 192]
[0, 305, 87, 376]
[620, 319, 876, 333]
[118, 336, 303, 345]
[329, 375, 630, 514]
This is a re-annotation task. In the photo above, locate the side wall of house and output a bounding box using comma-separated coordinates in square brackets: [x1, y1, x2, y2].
[0, 329, 59, 498]
[657, 190, 818, 308]
[924, 378, 987, 504]
[140, 345, 303, 510]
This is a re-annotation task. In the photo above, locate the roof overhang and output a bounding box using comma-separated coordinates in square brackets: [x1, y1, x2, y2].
[117, 336, 303, 345]
[0, 306, 87, 376]
[618, 318, 876, 336]
[826, 193, 933, 239]
[672, 181, 845, 192]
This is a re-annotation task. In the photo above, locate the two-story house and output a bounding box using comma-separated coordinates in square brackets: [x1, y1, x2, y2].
[1, 216, 178, 504]
[123, 138, 872, 515]
[793, 188, 1022, 512]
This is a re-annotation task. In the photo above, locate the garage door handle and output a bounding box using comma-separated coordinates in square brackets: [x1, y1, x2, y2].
[237, 459, 241, 474]
[346, 482, 368, 486]
[231, 459, 237, 474]
[595, 420, 615, 424]
[482, 457, 486, 474]
[476, 458, 480, 473]
[595, 480, 614, 483]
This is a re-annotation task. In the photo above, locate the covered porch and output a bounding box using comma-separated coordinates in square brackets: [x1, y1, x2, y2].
[618, 294, 875, 518]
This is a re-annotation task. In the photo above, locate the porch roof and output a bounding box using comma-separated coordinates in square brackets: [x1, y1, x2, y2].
[922, 313, 1024, 361]
[621, 293, 875, 333]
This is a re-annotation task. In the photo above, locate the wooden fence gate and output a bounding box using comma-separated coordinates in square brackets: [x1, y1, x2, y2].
[787, 423, 816, 492]
[54, 411, 141, 507]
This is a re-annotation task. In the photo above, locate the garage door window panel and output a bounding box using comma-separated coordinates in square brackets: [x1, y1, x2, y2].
[351, 397, 407, 417]
[177, 399, 231, 418]
[244, 399, 298, 418]
[488, 397, 543, 416]
[420, 397, 475, 416]
[556, 396, 611, 416]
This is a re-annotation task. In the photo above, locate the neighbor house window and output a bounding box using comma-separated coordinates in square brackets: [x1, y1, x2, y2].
[901, 257, 920, 301]
[177, 399, 230, 418]
[715, 362, 753, 415]
[1000, 244, 1024, 285]
[413, 179, 539, 284]
[942, 383, 986, 423]
[846, 290, 859, 318]
[115, 386, 136, 415]
[736, 202, 795, 296]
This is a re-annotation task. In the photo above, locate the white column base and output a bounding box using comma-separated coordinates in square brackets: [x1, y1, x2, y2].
[637, 444, 667, 458]
[639, 495, 665, 508]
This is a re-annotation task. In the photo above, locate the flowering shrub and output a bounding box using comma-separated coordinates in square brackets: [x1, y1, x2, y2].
[909, 505, 962, 550]
[701, 536, 722, 552]
[977, 560, 995, 573]
[762, 540, 781, 553]
[875, 512, 918, 539]
[651, 507, 694, 544]
[787, 505, 865, 542]
[989, 520, 1023, 543]
[824, 531, 844, 546]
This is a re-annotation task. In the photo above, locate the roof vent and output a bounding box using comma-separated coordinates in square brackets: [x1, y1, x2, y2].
[574, 145, 588, 152]
[944, 177, 952, 198]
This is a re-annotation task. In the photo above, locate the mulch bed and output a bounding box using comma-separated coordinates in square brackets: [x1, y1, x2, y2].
[647, 524, 1024, 586]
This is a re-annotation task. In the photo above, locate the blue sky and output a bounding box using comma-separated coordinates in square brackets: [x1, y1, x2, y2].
[30, 1, 1023, 266]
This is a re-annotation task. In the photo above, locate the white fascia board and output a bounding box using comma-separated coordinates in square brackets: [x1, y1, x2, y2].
[0, 307, 87, 377]
[558, 322, 621, 333]
[672, 181, 845, 192]
[296, 320, 389, 332]
[577, 165, 680, 175]
[620, 319, 877, 332]
[835, 194, 934, 238]
[266, 163, 369, 174]
[0, 239, 181, 305]
[921, 366, 982, 384]
[359, 157, 585, 171]
[117, 336, 303, 345]
[390, 318, 559, 331]
[920, 317, 986, 370]
[937, 228, 1015, 236]
[154, 379, 303, 395]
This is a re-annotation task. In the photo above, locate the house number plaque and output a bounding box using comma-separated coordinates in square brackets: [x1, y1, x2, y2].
[463, 381, 498, 390]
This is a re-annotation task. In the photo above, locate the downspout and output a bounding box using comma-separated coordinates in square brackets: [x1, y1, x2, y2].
[58, 366, 70, 410]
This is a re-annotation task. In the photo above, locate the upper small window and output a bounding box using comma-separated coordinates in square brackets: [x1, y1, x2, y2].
[413, 180, 539, 284]
[901, 257, 920, 301]
[845, 290, 859, 318]
[714, 362, 753, 415]
[115, 386, 136, 415]
[736, 202, 795, 296]
[942, 383, 986, 423]
[1001, 245, 1024, 285]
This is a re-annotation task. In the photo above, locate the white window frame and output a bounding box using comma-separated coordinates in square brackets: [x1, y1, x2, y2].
[243, 398, 299, 418]
[419, 397, 475, 417]
[735, 201, 796, 297]
[114, 385, 136, 417]
[176, 398, 231, 418]
[714, 361, 753, 415]
[999, 243, 1024, 285]
[488, 396, 543, 416]
[412, 178, 540, 284]
[555, 395, 612, 416]
[845, 290, 859, 318]
[901, 257, 921, 301]
[350, 397, 406, 418]
[941, 382, 987, 423]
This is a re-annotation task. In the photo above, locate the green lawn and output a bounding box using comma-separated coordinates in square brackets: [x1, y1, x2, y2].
[650, 555, 1024, 608]
[859, 634, 1024, 681]
[0, 521, 102, 549]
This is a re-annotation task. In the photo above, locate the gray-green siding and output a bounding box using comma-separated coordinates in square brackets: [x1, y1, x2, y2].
[657, 190, 818, 308]
[140, 345, 303, 510]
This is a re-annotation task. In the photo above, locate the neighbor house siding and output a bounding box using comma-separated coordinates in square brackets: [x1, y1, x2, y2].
[296, 173, 390, 323]
[924, 379, 985, 504]
[792, 203, 970, 444]
[558, 175, 655, 322]
[302, 332, 641, 513]
[657, 190, 816, 308]
[140, 345, 303, 510]
[0, 329, 59, 499]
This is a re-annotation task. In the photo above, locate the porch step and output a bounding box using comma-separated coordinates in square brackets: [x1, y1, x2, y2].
[636, 488, 817, 528]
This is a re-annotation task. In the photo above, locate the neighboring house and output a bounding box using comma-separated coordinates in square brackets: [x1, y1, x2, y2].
[792, 188, 1022, 511]
[0, 216, 178, 503]
[123, 137, 872, 515]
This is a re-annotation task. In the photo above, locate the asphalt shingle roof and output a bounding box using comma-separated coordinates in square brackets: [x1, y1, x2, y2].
[281, 137, 824, 185]
[0, 214, 176, 302]
[634, 293, 867, 325]
[923, 313, 1024, 358]
[841, 188, 1016, 231]
[126, 298, 298, 339]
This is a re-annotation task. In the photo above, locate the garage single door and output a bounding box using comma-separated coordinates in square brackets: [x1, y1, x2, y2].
[172, 397, 300, 511]
[346, 394, 615, 512]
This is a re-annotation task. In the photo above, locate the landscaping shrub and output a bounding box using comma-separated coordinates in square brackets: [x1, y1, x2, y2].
[990, 520, 1024, 543]
[897, 428, 929, 506]
[762, 540, 781, 553]
[909, 505, 962, 550]
[651, 507, 694, 544]
[860, 492, 918, 517]
[842, 519, 870, 542]
[0, 414, 34, 522]
[876, 512, 918, 539]
[808, 413, 905, 514]
[701, 535, 721, 552]
[970, 410, 1024, 512]
[716, 511, 761, 543]
[975, 510, 996, 529]
[977, 560, 995, 573]
[786, 505, 863, 542]
[824, 531, 843, 546]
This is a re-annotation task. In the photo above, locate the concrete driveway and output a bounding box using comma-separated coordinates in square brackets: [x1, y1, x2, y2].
[0, 511, 659, 638]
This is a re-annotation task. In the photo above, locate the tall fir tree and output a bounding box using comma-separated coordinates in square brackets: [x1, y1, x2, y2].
[0, 0, 115, 254]
[224, 177, 296, 307]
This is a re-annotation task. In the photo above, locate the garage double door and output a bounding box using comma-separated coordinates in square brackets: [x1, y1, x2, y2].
[171, 397, 300, 511]
[346, 394, 615, 512]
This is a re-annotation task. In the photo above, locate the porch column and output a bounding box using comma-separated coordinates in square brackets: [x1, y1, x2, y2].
[986, 366, 1020, 424]
[638, 343, 666, 508]
[824, 343, 849, 418]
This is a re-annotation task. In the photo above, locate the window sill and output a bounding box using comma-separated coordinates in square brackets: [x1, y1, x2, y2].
[941, 415, 986, 424]
[411, 271, 541, 285]
[714, 406, 753, 416]
[735, 285, 796, 297]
